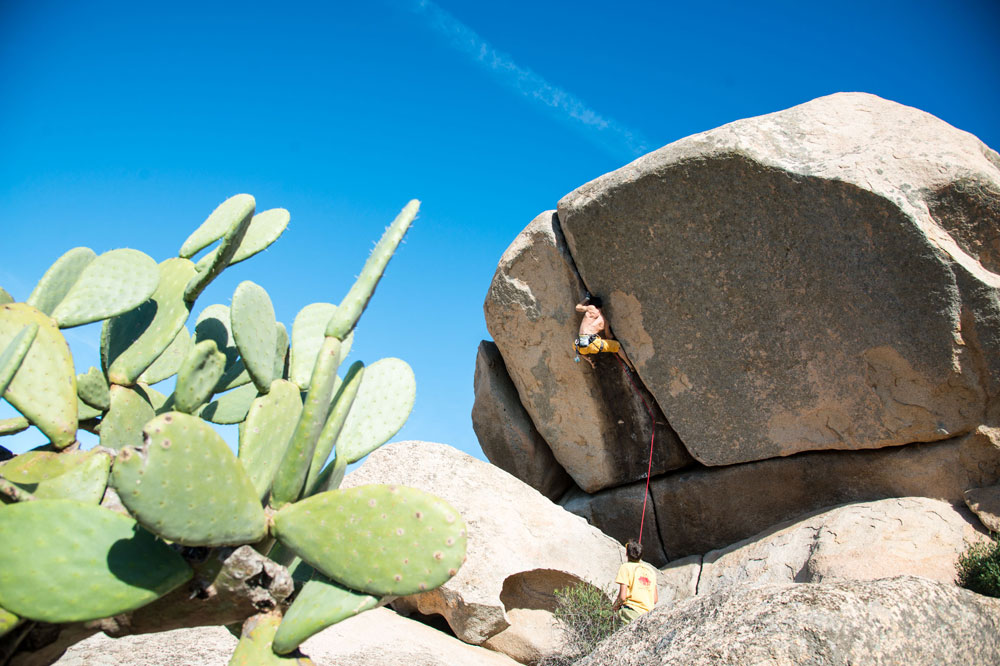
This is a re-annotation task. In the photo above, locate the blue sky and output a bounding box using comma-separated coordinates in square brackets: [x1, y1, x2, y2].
[2, 0, 998, 459]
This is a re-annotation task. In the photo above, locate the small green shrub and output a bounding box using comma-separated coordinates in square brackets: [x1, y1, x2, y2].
[540, 583, 621, 666]
[957, 533, 1000, 597]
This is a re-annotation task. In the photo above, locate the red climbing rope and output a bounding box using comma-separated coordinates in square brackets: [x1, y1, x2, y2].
[614, 355, 656, 546]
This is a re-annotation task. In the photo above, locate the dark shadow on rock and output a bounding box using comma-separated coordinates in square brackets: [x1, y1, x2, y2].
[589, 352, 694, 485]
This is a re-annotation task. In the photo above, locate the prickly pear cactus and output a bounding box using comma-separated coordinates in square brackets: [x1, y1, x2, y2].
[0, 195, 466, 666]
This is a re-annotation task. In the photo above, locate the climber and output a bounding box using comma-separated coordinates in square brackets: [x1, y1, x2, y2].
[574, 295, 634, 370]
[612, 540, 658, 624]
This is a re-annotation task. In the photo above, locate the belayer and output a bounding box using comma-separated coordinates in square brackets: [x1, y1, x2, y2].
[612, 540, 658, 624]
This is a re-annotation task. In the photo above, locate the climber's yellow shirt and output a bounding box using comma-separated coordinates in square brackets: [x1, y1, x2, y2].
[615, 561, 657, 613]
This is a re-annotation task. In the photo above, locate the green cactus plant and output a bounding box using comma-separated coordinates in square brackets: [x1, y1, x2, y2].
[0, 195, 466, 666]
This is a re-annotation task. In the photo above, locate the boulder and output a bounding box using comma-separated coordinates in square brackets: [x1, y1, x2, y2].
[576, 576, 1000, 666]
[300, 607, 520, 666]
[567, 426, 1000, 559]
[655, 554, 701, 608]
[557, 92, 1000, 467]
[342, 441, 624, 653]
[472, 340, 572, 501]
[55, 627, 237, 666]
[698, 497, 986, 595]
[483, 210, 692, 493]
[55, 609, 520, 666]
[616, 425, 999, 558]
[562, 483, 665, 566]
[480, 608, 564, 665]
[965, 484, 1000, 532]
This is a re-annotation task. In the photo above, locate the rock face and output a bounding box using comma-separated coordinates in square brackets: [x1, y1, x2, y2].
[965, 484, 1000, 532]
[698, 497, 986, 595]
[54, 627, 238, 666]
[472, 340, 572, 501]
[342, 441, 624, 653]
[552, 92, 1000, 468]
[654, 555, 701, 608]
[299, 607, 521, 666]
[55, 609, 520, 666]
[562, 483, 665, 565]
[482, 210, 692, 493]
[567, 425, 1000, 559]
[577, 576, 1000, 666]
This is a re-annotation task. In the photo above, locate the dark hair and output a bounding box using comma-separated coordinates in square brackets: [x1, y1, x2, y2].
[625, 540, 642, 562]
[586, 295, 603, 309]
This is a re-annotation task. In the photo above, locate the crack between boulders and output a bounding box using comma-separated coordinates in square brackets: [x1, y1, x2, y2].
[649, 491, 670, 566]
[958, 302, 993, 416]
[552, 211, 697, 473]
[693, 555, 705, 596]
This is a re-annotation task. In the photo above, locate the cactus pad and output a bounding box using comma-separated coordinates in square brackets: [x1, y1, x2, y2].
[0, 303, 77, 448]
[105, 257, 197, 386]
[184, 203, 255, 303]
[216, 359, 251, 392]
[25, 247, 96, 316]
[1, 450, 85, 482]
[231, 281, 277, 393]
[272, 575, 377, 654]
[195, 304, 239, 370]
[336, 358, 415, 464]
[0, 606, 18, 638]
[179, 193, 255, 258]
[274, 321, 289, 379]
[0, 449, 111, 503]
[0, 417, 29, 436]
[0, 288, 12, 305]
[0, 500, 192, 623]
[230, 208, 290, 264]
[272, 484, 467, 596]
[229, 612, 316, 666]
[77, 398, 102, 421]
[289, 303, 353, 389]
[112, 412, 268, 546]
[238, 379, 302, 500]
[326, 200, 418, 339]
[100, 384, 155, 451]
[304, 361, 363, 495]
[50, 249, 159, 329]
[139, 324, 192, 385]
[141, 383, 170, 413]
[270, 336, 341, 507]
[175, 339, 226, 414]
[0, 323, 38, 397]
[196, 207, 290, 271]
[198, 383, 258, 424]
[76, 366, 110, 411]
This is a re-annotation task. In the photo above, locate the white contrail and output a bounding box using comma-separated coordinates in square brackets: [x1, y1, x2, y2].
[407, 0, 651, 159]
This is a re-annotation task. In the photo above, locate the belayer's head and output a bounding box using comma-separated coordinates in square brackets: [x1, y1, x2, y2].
[625, 540, 642, 562]
[586, 295, 603, 309]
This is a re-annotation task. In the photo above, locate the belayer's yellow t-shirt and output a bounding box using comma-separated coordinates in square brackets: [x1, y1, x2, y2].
[615, 561, 657, 613]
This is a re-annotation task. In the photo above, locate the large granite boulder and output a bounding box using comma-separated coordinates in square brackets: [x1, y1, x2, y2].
[299, 607, 521, 666]
[697, 496, 986, 595]
[472, 340, 572, 501]
[557, 92, 1000, 467]
[482, 210, 692, 493]
[965, 483, 1000, 532]
[565, 425, 1000, 559]
[342, 441, 624, 655]
[576, 576, 1000, 666]
[55, 609, 520, 666]
[55, 627, 238, 666]
[562, 482, 665, 565]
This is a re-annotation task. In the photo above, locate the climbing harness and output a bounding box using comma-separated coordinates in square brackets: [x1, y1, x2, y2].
[613, 354, 656, 547]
